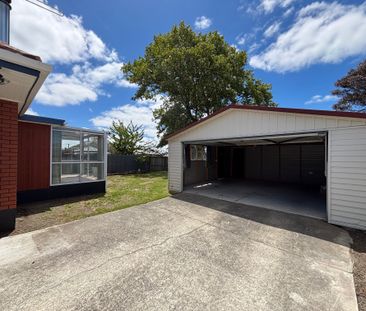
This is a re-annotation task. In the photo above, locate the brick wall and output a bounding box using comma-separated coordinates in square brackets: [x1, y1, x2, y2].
[0, 100, 18, 231]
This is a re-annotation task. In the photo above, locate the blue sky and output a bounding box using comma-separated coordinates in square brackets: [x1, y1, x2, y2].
[10, 0, 366, 140]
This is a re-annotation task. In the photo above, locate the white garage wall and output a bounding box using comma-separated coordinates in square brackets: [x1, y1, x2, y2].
[170, 109, 366, 143]
[328, 126, 366, 230]
[168, 141, 183, 193]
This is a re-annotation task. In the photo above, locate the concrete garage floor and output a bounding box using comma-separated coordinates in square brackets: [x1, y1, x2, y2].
[185, 180, 327, 220]
[0, 194, 357, 311]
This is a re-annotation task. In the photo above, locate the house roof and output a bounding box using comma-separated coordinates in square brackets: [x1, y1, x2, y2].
[166, 104, 366, 140]
[0, 42, 51, 115]
[19, 114, 65, 126]
[0, 42, 42, 62]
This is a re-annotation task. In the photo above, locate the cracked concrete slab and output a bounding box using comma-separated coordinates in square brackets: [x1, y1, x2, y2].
[0, 194, 358, 311]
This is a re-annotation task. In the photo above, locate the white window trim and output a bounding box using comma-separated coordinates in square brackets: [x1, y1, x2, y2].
[190, 145, 207, 161]
[50, 126, 107, 186]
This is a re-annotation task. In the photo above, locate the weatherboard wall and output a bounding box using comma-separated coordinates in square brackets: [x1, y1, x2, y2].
[328, 126, 366, 230]
[169, 109, 366, 143]
[168, 141, 183, 193]
[17, 121, 51, 192]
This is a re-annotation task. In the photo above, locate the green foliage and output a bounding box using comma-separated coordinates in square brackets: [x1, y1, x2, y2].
[123, 22, 275, 145]
[332, 59, 366, 112]
[109, 121, 145, 155]
[241, 73, 275, 106]
[109, 120, 167, 156]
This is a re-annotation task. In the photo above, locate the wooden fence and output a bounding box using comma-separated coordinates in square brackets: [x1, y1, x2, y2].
[107, 154, 168, 175]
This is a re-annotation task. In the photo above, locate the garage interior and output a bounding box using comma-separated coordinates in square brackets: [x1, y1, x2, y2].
[183, 132, 327, 220]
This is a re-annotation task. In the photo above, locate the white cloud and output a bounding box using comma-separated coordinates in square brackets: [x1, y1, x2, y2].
[11, 0, 116, 64]
[235, 32, 259, 49]
[260, 0, 295, 14]
[116, 79, 138, 88]
[249, 43, 261, 53]
[250, 2, 366, 72]
[10, 0, 135, 107]
[264, 22, 281, 38]
[231, 44, 240, 52]
[90, 97, 165, 140]
[235, 34, 246, 46]
[26, 108, 39, 116]
[73, 62, 135, 88]
[36, 62, 136, 107]
[283, 7, 294, 18]
[36, 72, 98, 106]
[305, 94, 337, 105]
[194, 16, 212, 30]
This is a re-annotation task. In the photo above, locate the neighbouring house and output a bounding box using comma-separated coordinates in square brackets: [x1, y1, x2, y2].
[167, 105, 366, 230]
[0, 0, 107, 232]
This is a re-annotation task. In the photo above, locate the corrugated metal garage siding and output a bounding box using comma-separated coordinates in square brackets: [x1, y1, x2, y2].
[245, 147, 261, 179]
[280, 145, 301, 183]
[328, 126, 366, 230]
[236, 144, 324, 184]
[262, 145, 280, 181]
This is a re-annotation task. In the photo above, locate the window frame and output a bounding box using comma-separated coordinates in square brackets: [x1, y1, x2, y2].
[190, 145, 207, 161]
[50, 126, 107, 186]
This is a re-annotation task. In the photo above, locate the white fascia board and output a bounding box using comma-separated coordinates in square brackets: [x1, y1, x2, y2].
[52, 125, 106, 135]
[0, 48, 52, 115]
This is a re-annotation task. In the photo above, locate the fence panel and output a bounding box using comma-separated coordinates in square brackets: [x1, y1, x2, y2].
[107, 154, 167, 175]
[149, 156, 168, 171]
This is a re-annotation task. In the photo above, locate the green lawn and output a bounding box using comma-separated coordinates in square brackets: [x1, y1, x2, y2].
[13, 172, 169, 235]
[65, 171, 169, 221]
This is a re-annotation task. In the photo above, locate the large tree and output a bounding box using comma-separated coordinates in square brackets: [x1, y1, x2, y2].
[332, 59, 366, 112]
[123, 22, 275, 145]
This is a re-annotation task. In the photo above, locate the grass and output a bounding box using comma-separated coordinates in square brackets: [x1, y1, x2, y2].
[64, 171, 169, 221]
[10, 171, 169, 236]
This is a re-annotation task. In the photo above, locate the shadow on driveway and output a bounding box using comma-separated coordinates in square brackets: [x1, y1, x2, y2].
[174, 192, 351, 248]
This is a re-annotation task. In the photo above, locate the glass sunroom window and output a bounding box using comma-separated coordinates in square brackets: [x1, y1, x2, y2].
[51, 128, 105, 185]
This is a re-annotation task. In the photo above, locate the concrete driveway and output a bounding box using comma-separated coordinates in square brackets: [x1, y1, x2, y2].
[0, 193, 357, 311]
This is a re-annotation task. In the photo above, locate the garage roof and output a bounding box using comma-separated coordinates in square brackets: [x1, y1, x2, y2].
[166, 104, 366, 140]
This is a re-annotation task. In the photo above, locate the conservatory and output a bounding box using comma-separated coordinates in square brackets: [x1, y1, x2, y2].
[17, 115, 107, 204]
[51, 127, 105, 185]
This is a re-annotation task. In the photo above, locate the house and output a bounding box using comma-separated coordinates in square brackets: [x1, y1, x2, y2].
[167, 105, 366, 230]
[0, 1, 106, 232]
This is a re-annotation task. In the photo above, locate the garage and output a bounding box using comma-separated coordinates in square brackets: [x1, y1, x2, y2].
[167, 105, 366, 229]
[183, 133, 327, 219]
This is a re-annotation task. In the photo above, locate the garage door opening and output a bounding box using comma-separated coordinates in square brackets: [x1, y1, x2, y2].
[183, 133, 327, 220]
